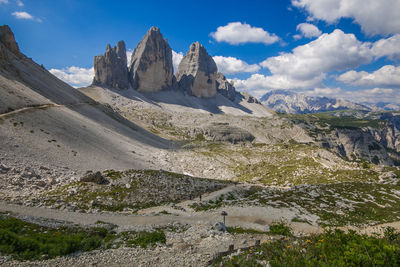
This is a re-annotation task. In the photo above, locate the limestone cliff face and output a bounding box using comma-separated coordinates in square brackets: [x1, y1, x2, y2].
[128, 27, 174, 92]
[93, 41, 129, 90]
[176, 42, 218, 98]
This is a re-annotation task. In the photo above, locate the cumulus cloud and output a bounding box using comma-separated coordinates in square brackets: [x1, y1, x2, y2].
[343, 88, 400, 104]
[16, 0, 23, 6]
[210, 22, 279, 45]
[213, 56, 260, 74]
[337, 65, 400, 87]
[295, 23, 322, 39]
[261, 29, 372, 82]
[231, 73, 325, 98]
[371, 34, 400, 60]
[234, 28, 400, 95]
[172, 50, 184, 73]
[49, 66, 94, 88]
[292, 0, 400, 36]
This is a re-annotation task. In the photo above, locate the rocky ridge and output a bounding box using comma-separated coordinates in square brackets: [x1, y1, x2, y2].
[261, 90, 370, 114]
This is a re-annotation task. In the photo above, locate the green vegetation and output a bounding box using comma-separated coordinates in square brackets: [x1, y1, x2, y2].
[227, 227, 268, 235]
[190, 181, 400, 226]
[193, 141, 380, 186]
[103, 169, 123, 180]
[0, 216, 109, 260]
[268, 222, 292, 236]
[281, 112, 387, 132]
[43, 169, 229, 213]
[119, 231, 166, 248]
[158, 210, 171, 215]
[0, 215, 168, 261]
[214, 229, 400, 266]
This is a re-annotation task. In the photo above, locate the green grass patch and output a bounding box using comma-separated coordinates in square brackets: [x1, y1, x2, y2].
[227, 227, 268, 235]
[118, 231, 166, 248]
[0, 215, 169, 261]
[214, 228, 400, 266]
[0, 216, 111, 260]
[268, 222, 292, 236]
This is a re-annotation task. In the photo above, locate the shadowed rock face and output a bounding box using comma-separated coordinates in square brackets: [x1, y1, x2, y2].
[0, 25, 21, 62]
[0, 25, 20, 56]
[216, 72, 237, 101]
[93, 41, 129, 90]
[176, 42, 218, 98]
[129, 27, 174, 92]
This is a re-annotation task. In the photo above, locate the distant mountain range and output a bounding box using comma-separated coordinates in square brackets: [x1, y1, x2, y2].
[260, 90, 399, 114]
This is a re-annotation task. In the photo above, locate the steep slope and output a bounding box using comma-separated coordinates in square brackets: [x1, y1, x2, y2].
[0, 25, 171, 174]
[261, 90, 370, 114]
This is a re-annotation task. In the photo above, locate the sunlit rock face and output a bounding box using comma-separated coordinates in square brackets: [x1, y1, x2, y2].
[176, 42, 218, 98]
[129, 27, 174, 92]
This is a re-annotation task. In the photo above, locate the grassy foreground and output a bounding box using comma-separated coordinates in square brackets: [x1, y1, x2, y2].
[0, 215, 166, 260]
[214, 228, 400, 266]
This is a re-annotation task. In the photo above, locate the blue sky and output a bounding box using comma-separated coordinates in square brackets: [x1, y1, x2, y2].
[1, 0, 400, 105]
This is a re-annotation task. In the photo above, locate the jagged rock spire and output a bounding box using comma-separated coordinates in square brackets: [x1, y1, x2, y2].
[176, 42, 218, 98]
[93, 40, 129, 90]
[128, 26, 174, 92]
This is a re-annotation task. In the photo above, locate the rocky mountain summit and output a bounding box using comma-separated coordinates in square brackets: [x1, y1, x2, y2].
[92, 27, 250, 102]
[93, 41, 129, 90]
[261, 90, 370, 114]
[176, 42, 218, 98]
[129, 27, 174, 92]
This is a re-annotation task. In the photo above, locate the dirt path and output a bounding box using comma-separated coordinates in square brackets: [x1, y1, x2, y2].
[1, 200, 399, 236]
[0, 104, 60, 118]
[0, 200, 321, 234]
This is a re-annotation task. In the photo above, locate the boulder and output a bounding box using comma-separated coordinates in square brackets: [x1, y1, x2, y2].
[80, 171, 109, 185]
[204, 122, 255, 144]
[93, 41, 129, 90]
[129, 27, 174, 92]
[176, 42, 218, 98]
[240, 92, 261, 104]
[213, 222, 227, 232]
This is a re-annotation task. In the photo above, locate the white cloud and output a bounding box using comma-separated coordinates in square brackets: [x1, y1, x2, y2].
[295, 23, 322, 39]
[49, 66, 94, 88]
[308, 87, 342, 96]
[172, 50, 183, 73]
[0, 0, 9, 4]
[303, 87, 400, 105]
[126, 49, 133, 66]
[292, 0, 400, 36]
[16, 0, 23, 6]
[343, 88, 400, 104]
[213, 56, 260, 74]
[231, 73, 325, 97]
[261, 29, 372, 82]
[371, 34, 400, 60]
[210, 22, 279, 45]
[338, 65, 400, 87]
[11, 11, 32, 19]
[233, 29, 400, 96]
